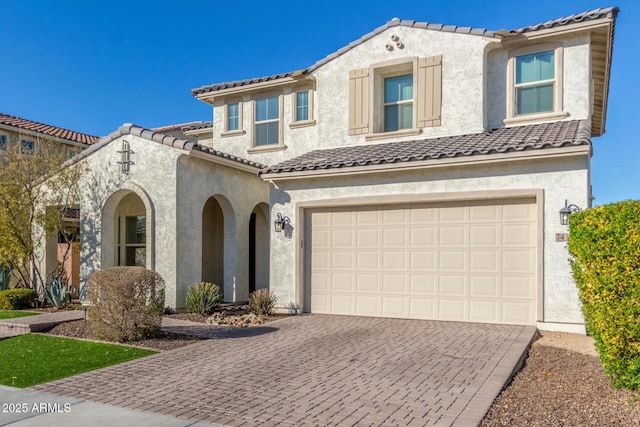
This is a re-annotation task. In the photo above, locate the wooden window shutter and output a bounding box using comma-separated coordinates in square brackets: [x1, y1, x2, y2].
[417, 55, 442, 128]
[348, 68, 370, 135]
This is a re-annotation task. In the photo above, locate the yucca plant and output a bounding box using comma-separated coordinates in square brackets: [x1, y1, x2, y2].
[43, 278, 74, 309]
[248, 289, 277, 316]
[185, 282, 222, 315]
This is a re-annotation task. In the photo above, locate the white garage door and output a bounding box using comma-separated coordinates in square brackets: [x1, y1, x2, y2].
[304, 199, 537, 325]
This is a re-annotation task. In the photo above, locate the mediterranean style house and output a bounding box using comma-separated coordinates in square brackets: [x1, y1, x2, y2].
[0, 113, 99, 289]
[42, 7, 617, 333]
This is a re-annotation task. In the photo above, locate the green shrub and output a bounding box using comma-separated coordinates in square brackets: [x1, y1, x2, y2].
[87, 267, 165, 342]
[0, 288, 38, 310]
[569, 200, 640, 389]
[248, 288, 277, 316]
[185, 282, 222, 315]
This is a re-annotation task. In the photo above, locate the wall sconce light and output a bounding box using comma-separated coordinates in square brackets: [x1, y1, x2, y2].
[559, 200, 581, 226]
[274, 213, 290, 233]
[117, 140, 135, 175]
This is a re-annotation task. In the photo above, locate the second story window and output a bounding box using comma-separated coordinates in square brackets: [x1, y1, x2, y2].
[295, 91, 309, 122]
[20, 139, 35, 155]
[384, 74, 413, 132]
[0, 133, 7, 152]
[227, 102, 239, 131]
[515, 50, 555, 115]
[65, 146, 77, 159]
[255, 96, 279, 146]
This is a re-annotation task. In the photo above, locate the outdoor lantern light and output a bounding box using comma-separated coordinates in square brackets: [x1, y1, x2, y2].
[559, 200, 581, 226]
[274, 213, 290, 233]
[117, 140, 135, 175]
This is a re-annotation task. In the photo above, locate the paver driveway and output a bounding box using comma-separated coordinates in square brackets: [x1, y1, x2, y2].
[34, 315, 535, 426]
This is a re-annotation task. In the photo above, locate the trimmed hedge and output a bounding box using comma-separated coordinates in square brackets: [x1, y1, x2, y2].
[568, 200, 640, 389]
[88, 267, 165, 342]
[0, 288, 38, 310]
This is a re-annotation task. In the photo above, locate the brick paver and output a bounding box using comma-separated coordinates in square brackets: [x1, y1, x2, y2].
[33, 315, 535, 426]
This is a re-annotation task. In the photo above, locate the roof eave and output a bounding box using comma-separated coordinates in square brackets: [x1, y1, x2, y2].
[188, 148, 261, 174]
[0, 123, 94, 148]
[259, 145, 591, 181]
[500, 17, 615, 45]
[193, 73, 314, 104]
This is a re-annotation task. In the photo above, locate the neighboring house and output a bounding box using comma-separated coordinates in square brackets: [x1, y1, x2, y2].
[0, 113, 99, 289]
[41, 7, 617, 333]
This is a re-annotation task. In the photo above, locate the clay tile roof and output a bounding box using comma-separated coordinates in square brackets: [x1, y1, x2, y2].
[151, 121, 208, 134]
[71, 123, 263, 171]
[506, 6, 619, 35]
[0, 113, 99, 145]
[182, 121, 213, 132]
[192, 72, 296, 96]
[261, 120, 591, 175]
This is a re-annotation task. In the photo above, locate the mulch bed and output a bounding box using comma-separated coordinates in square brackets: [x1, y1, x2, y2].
[44, 320, 203, 351]
[481, 342, 640, 426]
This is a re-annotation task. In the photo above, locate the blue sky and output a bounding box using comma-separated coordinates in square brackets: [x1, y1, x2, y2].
[1, 1, 636, 205]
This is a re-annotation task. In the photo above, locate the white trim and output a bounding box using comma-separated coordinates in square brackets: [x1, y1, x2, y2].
[537, 322, 586, 334]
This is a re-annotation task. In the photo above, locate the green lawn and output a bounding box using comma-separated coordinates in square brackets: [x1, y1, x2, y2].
[0, 310, 40, 320]
[0, 334, 157, 388]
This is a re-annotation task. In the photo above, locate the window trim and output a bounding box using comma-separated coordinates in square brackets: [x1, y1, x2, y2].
[290, 87, 316, 129]
[250, 93, 285, 151]
[222, 100, 246, 137]
[0, 132, 8, 153]
[505, 43, 566, 125]
[370, 57, 418, 135]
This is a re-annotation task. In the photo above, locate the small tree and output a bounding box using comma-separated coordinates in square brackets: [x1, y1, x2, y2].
[0, 136, 85, 294]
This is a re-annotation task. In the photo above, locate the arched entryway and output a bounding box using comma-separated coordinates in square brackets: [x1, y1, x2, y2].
[249, 203, 270, 294]
[202, 197, 225, 293]
[101, 185, 154, 270]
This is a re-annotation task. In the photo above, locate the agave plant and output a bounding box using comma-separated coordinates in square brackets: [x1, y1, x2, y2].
[43, 278, 75, 309]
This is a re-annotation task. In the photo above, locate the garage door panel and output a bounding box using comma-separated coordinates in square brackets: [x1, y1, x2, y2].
[502, 301, 534, 324]
[502, 251, 534, 273]
[469, 275, 499, 297]
[439, 226, 467, 246]
[502, 224, 533, 245]
[469, 205, 499, 222]
[469, 300, 499, 322]
[382, 274, 407, 293]
[409, 298, 436, 318]
[306, 199, 536, 325]
[438, 299, 467, 321]
[439, 250, 467, 270]
[410, 207, 436, 223]
[355, 295, 380, 316]
[410, 275, 436, 294]
[502, 276, 534, 298]
[357, 251, 379, 269]
[332, 229, 354, 247]
[332, 252, 354, 269]
[410, 227, 436, 247]
[438, 275, 466, 296]
[383, 228, 408, 246]
[469, 250, 499, 271]
[382, 251, 407, 269]
[356, 274, 380, 292]
[356, 210, 380, 225]
[331, 273, 354, 292]
[410, 251, 436, 270]
[357, 228, 380, 246]
[470, 225, 499, 246]
[382, 296, 407, 317]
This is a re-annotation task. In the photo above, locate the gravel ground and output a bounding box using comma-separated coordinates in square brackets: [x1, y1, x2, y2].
[481, 332, 640, 426]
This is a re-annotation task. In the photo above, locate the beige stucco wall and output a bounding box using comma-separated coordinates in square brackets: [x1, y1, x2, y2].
[487, 34, 592, 129]
[77, 134, 181, 305]
[175, 155, 270, 306]
[76, 134, 270, 309]
[268, 154, 590, 328]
